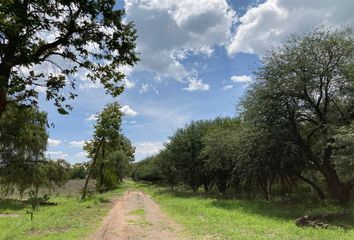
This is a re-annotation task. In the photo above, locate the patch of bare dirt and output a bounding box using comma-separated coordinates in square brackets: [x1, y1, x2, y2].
[89, 191, 185, 240]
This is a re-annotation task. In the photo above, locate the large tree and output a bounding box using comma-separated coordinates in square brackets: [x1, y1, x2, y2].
[0, 104, 64, 197]
[242, 27, 354, 203]
[82, 102, 134, 198]
[166, 120, 213, 192]
[201, 118, 241, 194]
[0, 0, 138, 114]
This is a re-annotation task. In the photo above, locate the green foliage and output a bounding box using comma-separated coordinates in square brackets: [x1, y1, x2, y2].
[131, 157, 163, 182]
[331, 123, 354, 182]
[241, 26, 354, 202]
[84, 102, 135, 193]
[0, 0, 139, 114]
[138, 27, 354, 202]
[201, 118, 242, 193]
[0, 104, 70, 197]
[166, 120, 213, 192]
[155, 149, 178, 189]
[70, 163, 88, 179]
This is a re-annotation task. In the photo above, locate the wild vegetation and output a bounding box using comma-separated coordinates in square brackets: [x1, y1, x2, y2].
[134, 28, 354, 205]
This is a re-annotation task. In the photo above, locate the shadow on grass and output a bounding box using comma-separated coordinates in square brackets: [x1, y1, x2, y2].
[143, 184, 354, 230]
[0, 199, 28, 212]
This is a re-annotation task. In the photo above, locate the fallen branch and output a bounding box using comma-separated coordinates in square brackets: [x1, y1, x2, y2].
[295, 211, 350, 228]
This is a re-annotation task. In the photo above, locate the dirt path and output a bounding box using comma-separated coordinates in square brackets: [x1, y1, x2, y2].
[89, 191, 185, 240]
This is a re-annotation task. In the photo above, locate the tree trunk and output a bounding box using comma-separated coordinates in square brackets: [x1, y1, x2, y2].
[296, 174, 325, 200]
[259, 180, 269, 201]
[0, 89, 6, 115]
[216, 180, 228, 194]
[81, 139, 103, 200]
[321, 165, 352, 204]
[0, 70, 10, 115]
[99, 142, 105, 193]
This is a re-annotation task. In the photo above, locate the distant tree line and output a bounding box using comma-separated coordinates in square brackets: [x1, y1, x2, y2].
[133, 27, 354, 204]
[0, 102, 134, 199]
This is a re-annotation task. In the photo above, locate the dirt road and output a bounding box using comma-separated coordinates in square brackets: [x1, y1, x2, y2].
[89, 191, 185, 240]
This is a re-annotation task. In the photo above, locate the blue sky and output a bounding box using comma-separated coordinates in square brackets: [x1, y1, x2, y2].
[42, 0, 354, 163]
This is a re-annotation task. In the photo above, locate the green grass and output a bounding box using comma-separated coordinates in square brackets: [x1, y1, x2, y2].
[129, 208, 146, 216]
[134, 182, 354, 240]
[2, 180, 354, 240]
[0, 181, 132, 240]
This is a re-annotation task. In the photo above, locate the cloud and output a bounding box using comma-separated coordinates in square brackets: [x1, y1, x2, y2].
[121, 105, 138, 117]
[75, 152, 87, 158]
[140, 83, 150, 94]
[183, 78, 210, 92]
[221, 85, 233, 91]
[227, 0, 354, 56]
[69, 140, 85, 148]
[85, 114, 97, 121]
[79, 81, 102, 90]
[48, 138, 61, 147]
[123, 78, 135, 89]
[230, 75, 252, 83]
[46, 151, 68, 159]
[124, 0, 236, 81]
[134, 141, 165, 160]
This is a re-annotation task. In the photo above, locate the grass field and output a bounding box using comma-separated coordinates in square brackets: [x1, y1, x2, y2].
[135, 182, 354, 240]
[0, 181, 132, 240]
[1, 180, 354, 240]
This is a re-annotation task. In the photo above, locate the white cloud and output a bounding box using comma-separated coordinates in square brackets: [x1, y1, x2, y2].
[183, 78, 210, 92]
[123, 78, 136, 89]
[230, 75, 252, 83]
[79, 81, 102, 90]
[134, 141, 165, 160]
[140, 83, 150, 93]
[121, 105, 138, 117]
[221, 85, 233, 91]
[48, 138, 61, 147]
[85, 114, 97, 121]
[75, 152, 87, 158]
[119, 65, 135, 89]
[34, 86, 47, 93]
[46, 151, 68, 159]
[228, 0, 354, 56]
[69, 140, 85, 148]
[124, 0, 236, 81]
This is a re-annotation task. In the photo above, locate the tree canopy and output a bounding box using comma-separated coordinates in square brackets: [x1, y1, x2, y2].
[241, 27, 354, 203]
[82, 102, 134, 198]
[0, 0, 139, 114]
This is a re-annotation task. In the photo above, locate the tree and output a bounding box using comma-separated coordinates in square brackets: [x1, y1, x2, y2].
[201, 118, 241, 194]
[70, 163, 88, 179]
[242, 27, 354, 203]
[0, 104, 48, 190]
[0, 0, 139, 114]
[82, 102, 134, 198]
[156, 149, 178, 190]
[166, 120, 212, 192]
[0, 105, 70, 197]
[131, 156, 162, 182]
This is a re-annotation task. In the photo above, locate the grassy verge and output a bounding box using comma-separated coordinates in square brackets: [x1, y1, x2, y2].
[135, 182, 354, 240]
[0, 181, 132, 240]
